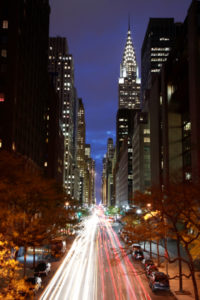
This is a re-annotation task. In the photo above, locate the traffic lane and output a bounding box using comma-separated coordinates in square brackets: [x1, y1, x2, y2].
[116, 232, 177, 300]
[97, 216, 151, 300]
[39, 214, 99, 300]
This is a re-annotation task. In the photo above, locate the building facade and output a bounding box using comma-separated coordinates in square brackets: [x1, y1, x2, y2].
[49, 37, 78, 195]
[0, 0, 50, 169]
[118, 25, 140, 110]
[141, 18, 180, 107]
[149, 1, 200, 186]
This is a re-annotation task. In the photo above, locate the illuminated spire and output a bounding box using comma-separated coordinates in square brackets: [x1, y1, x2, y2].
[120, 23, 137, 78]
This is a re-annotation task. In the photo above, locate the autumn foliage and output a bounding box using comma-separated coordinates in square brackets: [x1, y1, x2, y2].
[0, 150, 72, 297]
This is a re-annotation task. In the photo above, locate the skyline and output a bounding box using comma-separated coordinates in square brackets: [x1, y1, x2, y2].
[49, 0, 191, 202]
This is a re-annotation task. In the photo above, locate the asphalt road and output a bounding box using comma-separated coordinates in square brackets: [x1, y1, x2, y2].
[39, 208, 176, 300]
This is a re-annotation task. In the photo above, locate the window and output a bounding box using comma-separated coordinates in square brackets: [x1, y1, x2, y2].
[0, 139, 2, 148]
[185, 172, 191, 181]
[2, 20, 8, 29]
[184, 122, 191, 131]
[0, 93, 5, 102]
[167, 84, 175, 102]
[143, 129, 150, 134]
[1, 49, 7, 57]
[144, 137, 150, 143]
[44, 162, 48, 167]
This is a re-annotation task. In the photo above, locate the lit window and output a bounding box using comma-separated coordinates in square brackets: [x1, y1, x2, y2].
[144, 137, 150, 143]
[1, 49, 7, 57]
[184, 122, 191, 131]
[185, 172, 191, 180]
[143, 129, 150, 134]
[2, 20, 8, 29]
[167, 84, 175, 102]
[0, 93, 5, 102]
[12, 142, 16, 151]
[159, 37, 170, 41]
[0, 139, 2, 148]
[44, 162, 48, 167]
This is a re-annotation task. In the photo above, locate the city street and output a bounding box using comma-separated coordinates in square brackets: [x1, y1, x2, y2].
[39, 209, 176, 300]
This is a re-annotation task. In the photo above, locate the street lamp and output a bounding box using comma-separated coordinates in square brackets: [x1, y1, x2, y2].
[136, 208, 142, 214]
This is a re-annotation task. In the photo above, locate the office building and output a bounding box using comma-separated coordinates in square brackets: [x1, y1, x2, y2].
[149, 0, 200, 186]
[0, 0, 50, 169]
[141, 18, 180, 106]
[118, 24, 140, 110]
[49, 37, 78, 195]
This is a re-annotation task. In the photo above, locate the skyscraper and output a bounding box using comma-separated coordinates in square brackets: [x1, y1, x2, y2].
[141, 18, 180, 106]
[114, 24, 140, 206]
[0, 0, 50, 168]
[76, 98, 86, 203]
[48, 37, 78, 196]
[118, 24, 140, 110]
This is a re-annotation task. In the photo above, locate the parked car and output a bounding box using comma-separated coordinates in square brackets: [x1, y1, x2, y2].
[149, 271, 170, 292]
[141, 258, 154, 269]
[130, 243, 142, 251]
[25, 276, 42, 293]
[146, 264, 158, 277]
[132, 250, 144, 260]
[34, 261, 51, 277]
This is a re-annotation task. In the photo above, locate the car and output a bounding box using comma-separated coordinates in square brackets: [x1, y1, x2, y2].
[131, 243, 142, 251]
[149, 271, 170, 292]
[34, 261, 51, 277]
[141, 258, 154, 269]
[132, 250, 144, 260]
[146, 264, 158, 277]
[25, 276, 42, 293]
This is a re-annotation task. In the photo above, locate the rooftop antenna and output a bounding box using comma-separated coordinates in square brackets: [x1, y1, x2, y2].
[128, 14, 131, 31]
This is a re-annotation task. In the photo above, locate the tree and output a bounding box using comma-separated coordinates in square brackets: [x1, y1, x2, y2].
[134, 183, 200, 300]
[0, 234, 28, 299]
[0, 150, 72, 276]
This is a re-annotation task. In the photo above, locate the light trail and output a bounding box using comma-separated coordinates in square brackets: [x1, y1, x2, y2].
[104, 219, 152, 300]
[39, 209, 153, 300]
[39, 214, 99, 300]
[97, 230, 105, 300]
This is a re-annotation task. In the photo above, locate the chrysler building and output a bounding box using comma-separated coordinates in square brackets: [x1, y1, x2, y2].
[118, 24, 140, 109]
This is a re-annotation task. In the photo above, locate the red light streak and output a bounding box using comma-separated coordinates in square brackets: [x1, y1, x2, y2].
[97, 230, 105, 300]
[108, 223, 152, 300]
[104, 221, 138, 300]
[101, 228, 120, 300]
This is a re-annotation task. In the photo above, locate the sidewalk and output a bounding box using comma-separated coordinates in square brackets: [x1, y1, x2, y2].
[141, 241, 200, 300]
[36, 235, 75, 299]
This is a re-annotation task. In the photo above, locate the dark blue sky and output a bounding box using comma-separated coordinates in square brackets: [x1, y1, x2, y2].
[49, 0, 191, 203]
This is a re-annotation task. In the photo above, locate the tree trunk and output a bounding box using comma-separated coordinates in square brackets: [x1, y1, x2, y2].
[150, 240, 152, 258]
[185, 245, 199, 300]
[33, 245, 36, 269]
[144, 241, 146, 251]
[176, 236, 183, 292]
[156, 240, 160, 266]
[23, 246, 27, 278]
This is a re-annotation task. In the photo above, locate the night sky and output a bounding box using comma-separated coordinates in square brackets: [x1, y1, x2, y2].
[49, 0, 191, 203]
